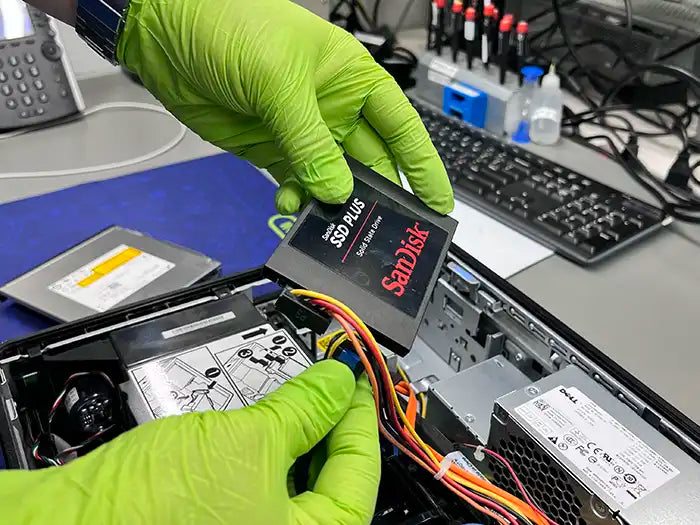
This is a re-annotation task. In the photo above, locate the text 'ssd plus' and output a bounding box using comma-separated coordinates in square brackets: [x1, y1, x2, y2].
[265, 158, 457, 356]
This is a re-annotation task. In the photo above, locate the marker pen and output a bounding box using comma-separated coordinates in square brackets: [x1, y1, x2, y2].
[435, 0, 447, 56]
[490, 7, 500, 57]
[451, 0, 464, 63]
[498, 17, 512, 84]
[482, 3, 494, 69]
[428, 0, 438, 49]
[516, 20, 529, 85]
[464, 7, 476, 69]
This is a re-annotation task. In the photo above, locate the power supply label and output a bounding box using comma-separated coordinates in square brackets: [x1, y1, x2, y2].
[515, 386, 679, 509]
[289, 178, 448, 317]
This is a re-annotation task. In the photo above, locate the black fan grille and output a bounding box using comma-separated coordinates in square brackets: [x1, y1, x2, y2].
[491, 435, 588, 525]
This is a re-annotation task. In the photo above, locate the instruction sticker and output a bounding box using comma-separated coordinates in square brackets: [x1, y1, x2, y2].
[130, 325, 312, 419]
[515, 386, 679, 509]
[48, 245, 174, 312]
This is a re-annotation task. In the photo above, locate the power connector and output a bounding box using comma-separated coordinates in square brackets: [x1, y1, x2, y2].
[666, 150, 692, 190]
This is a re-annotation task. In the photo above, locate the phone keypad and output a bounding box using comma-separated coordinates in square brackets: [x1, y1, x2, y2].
[2, 9, 78, 126]
[1, 61, 50, 113]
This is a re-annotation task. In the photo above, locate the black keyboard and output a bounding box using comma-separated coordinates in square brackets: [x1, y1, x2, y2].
[412, 98, 667, 264]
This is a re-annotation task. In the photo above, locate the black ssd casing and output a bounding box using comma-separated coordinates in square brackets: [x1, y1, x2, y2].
[265, 157, 457, 356]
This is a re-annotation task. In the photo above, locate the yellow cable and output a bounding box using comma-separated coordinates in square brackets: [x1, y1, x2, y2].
[292, 289, 547, 525]
[419, 392, 428, 418]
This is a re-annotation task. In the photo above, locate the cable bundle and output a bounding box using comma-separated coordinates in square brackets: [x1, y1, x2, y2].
[32, 372, 116, 466]
[292, 289, 561, 525]
[525, 0, 700, 222]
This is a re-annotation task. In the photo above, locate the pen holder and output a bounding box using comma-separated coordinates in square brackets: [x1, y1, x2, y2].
[414, 50, 520, 136]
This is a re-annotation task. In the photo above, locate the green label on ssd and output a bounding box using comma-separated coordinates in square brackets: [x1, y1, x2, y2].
[289, 179, 447, 318]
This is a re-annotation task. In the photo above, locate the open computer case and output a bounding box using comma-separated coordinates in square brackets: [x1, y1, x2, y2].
[0, 244, 698, 525]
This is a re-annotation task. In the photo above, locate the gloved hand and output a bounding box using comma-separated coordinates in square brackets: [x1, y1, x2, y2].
[116, 0, 454, 215]
[2, 360, 381, 525]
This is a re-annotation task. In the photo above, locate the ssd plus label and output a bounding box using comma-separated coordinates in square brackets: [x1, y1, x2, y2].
[289, 179, 448, 317]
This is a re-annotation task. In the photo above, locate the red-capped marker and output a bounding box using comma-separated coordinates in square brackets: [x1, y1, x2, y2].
[435, 0, 447, 56]
[451, 0, 464, 62]
[490, 8, 500, 56]
[498, 17, 512, 84]
[482, 4, 494, 69]
[516, 20, 530, 85]
[464, 6, 476, 69]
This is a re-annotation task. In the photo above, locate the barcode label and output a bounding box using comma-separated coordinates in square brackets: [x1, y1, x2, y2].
[161, 312, 237, 339]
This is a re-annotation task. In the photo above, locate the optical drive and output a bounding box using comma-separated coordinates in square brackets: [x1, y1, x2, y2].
[0, 226, 221, 322]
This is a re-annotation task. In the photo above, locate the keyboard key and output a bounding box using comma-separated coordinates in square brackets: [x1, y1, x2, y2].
[514, 207, 529, 219]
[628, 217, 644, 228]
[8, 56, 18, 66]
[24, 53, 35, 64]
[18, 82, 28, 93]
[537, 217, 565, 236]
[1, 85, 11, 96]
[6, 98, 17, 109]
[564, 231, 582, 245]
[0, 71, 8, 82]
[482, 168, 509, 186]
[485, 192, 501, 204]
[579, 242, 596, 255]
[456, 175, 487, 195]
[499, 200, 514, 211]
[603, 229, 620, 241]
[13, 69, 23, 80]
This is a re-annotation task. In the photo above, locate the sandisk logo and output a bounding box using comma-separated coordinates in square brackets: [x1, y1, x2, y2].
[381, 222, 430, 297]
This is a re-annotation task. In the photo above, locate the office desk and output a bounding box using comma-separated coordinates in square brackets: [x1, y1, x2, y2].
[1, 64, 699, 425]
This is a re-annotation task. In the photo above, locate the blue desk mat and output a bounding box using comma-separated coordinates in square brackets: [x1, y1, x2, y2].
[0, 153, 296, 343]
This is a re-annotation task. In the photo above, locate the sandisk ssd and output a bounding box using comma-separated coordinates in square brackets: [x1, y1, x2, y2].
[265, 157, 457, 356]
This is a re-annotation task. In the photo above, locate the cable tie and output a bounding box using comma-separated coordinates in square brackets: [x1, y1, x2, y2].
[434, 451, 462, 480]
[474, 445, 486, 462]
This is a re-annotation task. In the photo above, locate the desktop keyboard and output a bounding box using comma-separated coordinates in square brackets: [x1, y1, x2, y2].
[412, 98, 667, 264]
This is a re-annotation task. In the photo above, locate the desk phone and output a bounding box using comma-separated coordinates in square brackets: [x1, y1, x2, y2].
[0, 0, 83, 130]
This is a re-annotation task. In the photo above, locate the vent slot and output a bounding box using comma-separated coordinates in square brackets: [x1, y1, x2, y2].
[491, 435, 587, 525]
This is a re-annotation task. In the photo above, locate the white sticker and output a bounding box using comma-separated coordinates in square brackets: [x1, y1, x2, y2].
[429, 57, 458, 80]
[531, 107, 559, 122]
[353, 31, 386, 47]
[428, 70, 452, 86]
[129, 325, 312, 419]
[64, 387, 80, 412]
[449, 82, 480, 98]
[49, 245, 174, 312]
[515, 386, 679, 509]
[453, 452, 488, 481]
[161, 312, 236, 339]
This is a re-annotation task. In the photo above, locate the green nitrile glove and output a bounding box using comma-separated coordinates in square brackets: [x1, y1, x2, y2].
[1, 360, 381, 525]
[116, 0, 454, 215]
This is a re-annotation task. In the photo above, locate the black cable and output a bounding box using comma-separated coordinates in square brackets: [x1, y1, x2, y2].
[372, 0, 382, 27]
[658, 35, 700, 62]
[393, 0, 418, 35]
[564, 104, 689, 148]
[601, 64, 700, 107]
[526, 0, 578, 23]
[692, 160, 700, 185]
[622, 0, 633, 30]
[551, 0, 588, 74]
